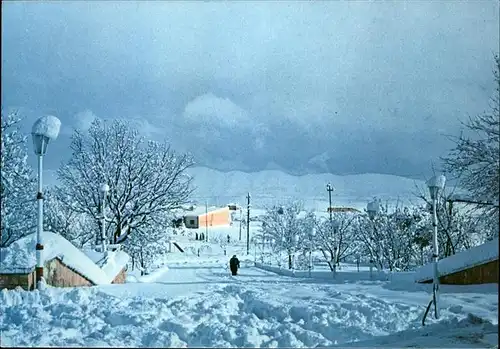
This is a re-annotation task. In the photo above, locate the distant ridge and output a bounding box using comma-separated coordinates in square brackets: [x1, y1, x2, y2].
[186, 167, 427, 210]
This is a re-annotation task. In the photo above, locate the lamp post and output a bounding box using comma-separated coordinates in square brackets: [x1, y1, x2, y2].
[31, 115, 61, 289]
[270, 238, 276, 265]
[292, 234, 299, 273]
[326, 183, 334, 221]
[367, 199, 380, 273]
[99, 183, 109, 254]
[279, 236, 285, 269]
[309, 227, 316, 278]
[426, 174, 446, 320]
[331, 219, 340, 278]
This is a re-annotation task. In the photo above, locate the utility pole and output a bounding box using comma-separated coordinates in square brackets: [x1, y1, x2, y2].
[326, 182, 335, 277]
[239, 208, 242, 241]
[246, 192, 251, 255]
[205, 201, 208, 242]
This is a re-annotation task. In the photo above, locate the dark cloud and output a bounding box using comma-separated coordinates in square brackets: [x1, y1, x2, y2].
[2, 1, 498, 178]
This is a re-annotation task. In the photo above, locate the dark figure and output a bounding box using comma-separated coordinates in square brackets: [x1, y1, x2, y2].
[227, 234, 231, 244]
[200, 232, 204, 240]
[195, 232, 199, 240]
[229, 255, 240, 276]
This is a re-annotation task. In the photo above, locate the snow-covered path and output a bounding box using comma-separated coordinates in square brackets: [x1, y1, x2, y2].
[1, 262, 498, 348]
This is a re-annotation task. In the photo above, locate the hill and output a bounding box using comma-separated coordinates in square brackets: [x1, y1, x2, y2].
[186, 167, 427, 211]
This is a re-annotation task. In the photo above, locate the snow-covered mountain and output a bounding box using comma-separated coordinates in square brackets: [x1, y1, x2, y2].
[186, 167, 427, 211]
[43, 166, 428, 211]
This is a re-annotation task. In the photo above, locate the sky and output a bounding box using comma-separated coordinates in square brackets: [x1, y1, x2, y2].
[2, 1, 499, 179]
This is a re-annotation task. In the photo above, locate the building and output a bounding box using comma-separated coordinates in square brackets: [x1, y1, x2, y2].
[414, 238, 498, 285]
[0, 231, 129, 290]
[327, 207, 362, 213]
[183, 206, 232, 229]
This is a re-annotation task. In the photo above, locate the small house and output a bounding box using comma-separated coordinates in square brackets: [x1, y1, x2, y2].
[183, 206, 232, 229]
[414, 238, 498, 285]
[0, 231, 130, 290]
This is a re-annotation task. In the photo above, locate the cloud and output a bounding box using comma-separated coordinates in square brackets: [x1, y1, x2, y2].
[72, 110, 97, 132]
[1, 1, 498, 178]
[183, 93, 250, 128]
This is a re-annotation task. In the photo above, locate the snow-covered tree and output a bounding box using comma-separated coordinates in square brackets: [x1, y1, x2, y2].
[415, 184, 492, 257]
[124, 219, 172, 275]
[260, 202, 310, 269]
[214, 235, 228, 256]
[355, 202, 429, 271]
[0, 111, 36, 247]
[44, 187, 95, 248]
[315, 212, 357, 273]
[441, 54, 500, 237]
[57, 118, 194, 246]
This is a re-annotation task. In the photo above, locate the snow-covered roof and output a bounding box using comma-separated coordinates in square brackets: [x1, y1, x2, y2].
[414, 238, 499, 282]
[100, 250, 130, 282]
[184, 206, 229, 217]
[0, 232, 129, 285]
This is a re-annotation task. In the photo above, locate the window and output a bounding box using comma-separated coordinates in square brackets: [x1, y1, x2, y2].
[190, 219, 195, 225]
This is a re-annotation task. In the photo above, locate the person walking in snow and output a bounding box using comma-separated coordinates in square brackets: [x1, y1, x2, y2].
[229, 255, 240, 276]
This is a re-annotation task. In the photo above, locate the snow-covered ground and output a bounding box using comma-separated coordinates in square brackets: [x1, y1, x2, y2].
[1, 239, 498, 348]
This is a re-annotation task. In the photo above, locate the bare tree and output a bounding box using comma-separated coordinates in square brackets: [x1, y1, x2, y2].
[315, 212, 357, 273]
[441, 54, 500, 237]
[57, 118, 194, 246]
[414, 183, 489, 257]
[260, 202, 309, 269]
[125, 219, 171, 275]
[1, 111, 36, 247]
[355, 203, 428, 271]
[44, 187, 95, 248]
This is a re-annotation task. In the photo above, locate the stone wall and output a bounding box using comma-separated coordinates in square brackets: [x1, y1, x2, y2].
[44, 258, 93, 287]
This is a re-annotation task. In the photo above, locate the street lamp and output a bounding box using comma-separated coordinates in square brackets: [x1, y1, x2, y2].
[366, 199, 380, 275]
[326, 183, 334, 221]
[279, 236, 285, 269]
[31, 115, 61, 289]
[99, 183, 110, 254]
[366, 199, 380, 220]
[270, 238, 275, 265]
[292, 234, 299, 272]
[331, 219, 340, 278]
[309, 227, 316, 278]
[426, 174, 446, 320]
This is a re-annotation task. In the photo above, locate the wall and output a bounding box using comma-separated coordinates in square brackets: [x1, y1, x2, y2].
[44, 258, 93, 287]
[421, 259, 498, 285]
[112, 267, 127, 284]
[0, 271, 35, 291]
[198, 208, 230, 227]
[184, 215, 199, 228]
[253, 262, 390, 282]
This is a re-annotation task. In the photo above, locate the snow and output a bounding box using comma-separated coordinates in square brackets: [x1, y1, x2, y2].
[100, 250, 130, 283]
[31, 115, 61, 140]
[426, 174, 446, 189]
[1, 213, 497, 348]
[1, 259, 497, 348]
[0, 231, 128, 285]
[414, 238, 499, 282]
